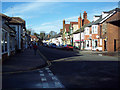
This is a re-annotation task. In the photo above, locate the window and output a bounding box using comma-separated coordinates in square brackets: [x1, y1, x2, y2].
[2, 30, 8, 53]
[5, 32, 8, 52]
[92, 25, 98, 34]
[100, 39, 102, 45]
[2, 31, 5, 52]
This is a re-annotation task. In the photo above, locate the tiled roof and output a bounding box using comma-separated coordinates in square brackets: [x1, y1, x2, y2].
[30, 35, 38, 39]
[12, 17, 25, 23]
[0, 13, 11, 20]
[65, 24, 70, 33]
[72, 24, 88, 34]
[9, 18, 23, 24]
[70, 22, 78, 24]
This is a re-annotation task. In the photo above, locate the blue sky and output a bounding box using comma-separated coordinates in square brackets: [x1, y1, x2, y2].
[2, 2, 118, 34]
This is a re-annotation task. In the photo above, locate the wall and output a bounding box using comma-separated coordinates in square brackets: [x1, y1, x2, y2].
[107, 23, 119, 52]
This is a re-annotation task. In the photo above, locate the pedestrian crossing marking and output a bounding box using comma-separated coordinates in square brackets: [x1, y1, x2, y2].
[39, 68, 65, 88]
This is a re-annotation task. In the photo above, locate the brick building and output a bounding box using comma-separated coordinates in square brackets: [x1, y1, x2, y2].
[105, 8, 120, 52]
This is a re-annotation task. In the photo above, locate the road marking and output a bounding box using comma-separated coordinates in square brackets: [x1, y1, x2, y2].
[52, 76, 58, 80]
[40, 73, 45, 76]
[39, 68, 65, 88]
[45, 68, 49, 70]
[41, 77, 47, 82]
[39, 71, 43, 73]
[42, 82, 49, 88]
[49, 73, 54, 76]
[55, 82, 64, 88]
[47, 70, 52, 73]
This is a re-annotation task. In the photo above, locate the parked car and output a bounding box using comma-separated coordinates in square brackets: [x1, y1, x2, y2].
[48, 43, 56, 48]
[43, 43, 48, 47]
[56, 45, 64, 49]
[63, 44, 73, 50]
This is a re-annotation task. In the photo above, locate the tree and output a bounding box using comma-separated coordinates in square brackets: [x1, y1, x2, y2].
[49, 31, 57, 38]
[40, 31, 45, 40]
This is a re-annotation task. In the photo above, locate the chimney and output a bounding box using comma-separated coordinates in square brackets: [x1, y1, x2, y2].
[48, 34, 50, 38]
[78, 14, 82, 29]
[63, 19, 65, 30]
[83, 11, 87, 19]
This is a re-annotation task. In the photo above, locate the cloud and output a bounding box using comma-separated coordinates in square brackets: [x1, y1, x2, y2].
[32, 16, 79, 34]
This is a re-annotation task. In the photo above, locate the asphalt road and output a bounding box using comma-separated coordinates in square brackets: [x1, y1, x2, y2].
[2, 46, 120, 89]
[38, 46, 120, 88]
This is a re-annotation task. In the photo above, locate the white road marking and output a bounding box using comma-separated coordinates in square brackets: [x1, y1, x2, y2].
[52, 76, 58, 80]
[39, 71, 43, 73]
[47, 70, 52, 73]
[49, 73, 54, 76]
[39, 68, 65, 88]
[41, 77, 47, 82]
[42, 82, 49, 88]
[40, 73, 45, 76]
[55, 82, 63, 88]
[45, 68, 49, 70]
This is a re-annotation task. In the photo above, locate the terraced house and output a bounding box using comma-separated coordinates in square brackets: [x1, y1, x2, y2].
[0, 13, 29, 60]
[69, 11, 90, 49]
[83, 8, 120, 52]
[0, 13, 16, 60]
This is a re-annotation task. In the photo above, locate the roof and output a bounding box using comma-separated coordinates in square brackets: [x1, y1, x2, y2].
[72, 24, 88, 34]
[85, 8, 120, 27]
[30, 35, 38, 39]
[12, 17, 25, 23]
[70, 22, 78, 25]
[65, 24, 70, 33]
[0, 13, 11, 20]
[92, 8, 120, 25]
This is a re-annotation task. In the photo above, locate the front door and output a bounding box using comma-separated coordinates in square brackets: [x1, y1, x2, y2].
[114, 39, 116, 51]
[104, 40, 107, 51]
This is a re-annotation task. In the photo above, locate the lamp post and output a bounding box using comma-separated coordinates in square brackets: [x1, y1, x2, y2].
[79, 13, 81, 50]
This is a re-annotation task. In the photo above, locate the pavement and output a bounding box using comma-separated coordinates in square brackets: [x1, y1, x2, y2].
[2, 48, 48, 74]
[73, 49, 120, 57]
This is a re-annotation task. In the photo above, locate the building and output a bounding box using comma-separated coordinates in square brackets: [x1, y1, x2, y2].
[105, 8, 120, 52]
[69, 11, 90, 49]
[0, 13, 16, 60]
[30, 35, 39, 45]
[8, 17, 26, 51]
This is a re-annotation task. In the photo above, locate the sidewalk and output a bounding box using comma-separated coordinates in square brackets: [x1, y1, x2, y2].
[2, 49, 48, 74]
[73, 49, 120, 57]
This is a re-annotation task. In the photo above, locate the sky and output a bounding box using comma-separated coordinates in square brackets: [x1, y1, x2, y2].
[1, 1, 119, 34]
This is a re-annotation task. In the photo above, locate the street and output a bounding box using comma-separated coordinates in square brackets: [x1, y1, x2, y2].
[2, 46, 119, 89]
[39, 46, 119, 88]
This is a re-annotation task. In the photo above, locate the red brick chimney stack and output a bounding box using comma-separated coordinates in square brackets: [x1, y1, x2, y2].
[83, 11, 87, 19]
[63, 19, 65, 30]
[78, 15, 82, 29]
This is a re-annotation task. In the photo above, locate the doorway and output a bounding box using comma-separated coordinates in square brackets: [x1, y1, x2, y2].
[104, 40, 107, 51]
[114, 39, 116, 51]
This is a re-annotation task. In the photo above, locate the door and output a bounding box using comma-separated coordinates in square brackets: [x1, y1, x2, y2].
[114, 39, 116, 51]
[104, 40, 107, 51]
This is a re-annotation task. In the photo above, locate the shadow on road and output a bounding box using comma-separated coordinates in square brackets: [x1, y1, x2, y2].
[38, 46, 82, 61]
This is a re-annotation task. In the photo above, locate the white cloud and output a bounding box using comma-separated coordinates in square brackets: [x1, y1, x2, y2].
[32, 16, 79, 34]
[3, 2, 47, 16]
